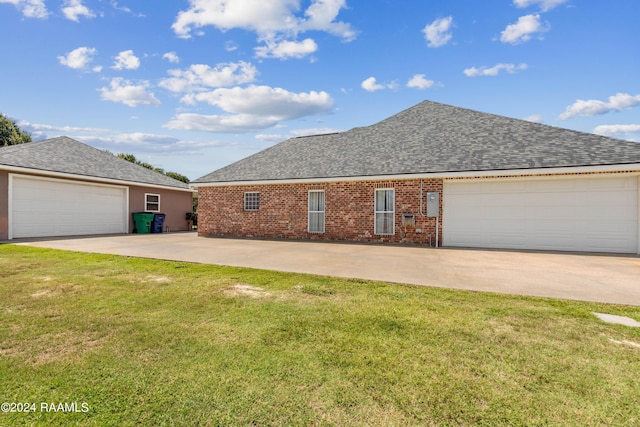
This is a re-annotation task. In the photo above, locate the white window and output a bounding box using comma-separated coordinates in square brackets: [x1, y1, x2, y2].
[308, 190, 325, 233]
[145, 193, 160, 212]
[244, 192, 259, 211]
[374, 188, 395, 235]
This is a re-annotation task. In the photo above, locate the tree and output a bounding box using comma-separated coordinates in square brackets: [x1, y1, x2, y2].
[0, 113, 32, 147]
[117, 152, 190, 183]
[165, 171, 190, 184]
[117, 153, 138, 163]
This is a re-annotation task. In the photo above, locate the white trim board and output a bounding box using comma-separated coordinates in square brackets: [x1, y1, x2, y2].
[0, 165, 193, 192]
[191, 164, 640, 187]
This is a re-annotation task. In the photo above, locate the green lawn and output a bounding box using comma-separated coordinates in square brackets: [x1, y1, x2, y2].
[1, 245, 639, 426]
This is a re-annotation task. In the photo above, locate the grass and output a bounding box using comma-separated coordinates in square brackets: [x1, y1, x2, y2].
[1, 245, 639, 426]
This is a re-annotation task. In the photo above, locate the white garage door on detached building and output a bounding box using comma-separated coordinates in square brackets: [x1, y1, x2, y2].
[9, 175, 128, 239]
[443, 175, 639, 254]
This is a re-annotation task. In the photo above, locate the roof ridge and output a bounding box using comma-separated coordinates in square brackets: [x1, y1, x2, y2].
[293, 132, 342, 139]
[405, 99, 636, 145]
[192, 99, 640, 184]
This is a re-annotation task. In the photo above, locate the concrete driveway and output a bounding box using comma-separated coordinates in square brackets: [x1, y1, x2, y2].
[10, 232, 640, 306]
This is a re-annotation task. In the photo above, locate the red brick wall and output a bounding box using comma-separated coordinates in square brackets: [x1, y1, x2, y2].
[198, 178, 443, 245]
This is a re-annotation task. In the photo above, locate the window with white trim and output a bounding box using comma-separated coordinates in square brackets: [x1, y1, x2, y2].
[244, 192, 260, 211]
[374, 188, 395, 235]
[145, 193, 160, 212]
[308, 190, 325, 233]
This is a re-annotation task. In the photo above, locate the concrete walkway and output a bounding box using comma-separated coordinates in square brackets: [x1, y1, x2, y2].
[11, 232, 640, 306]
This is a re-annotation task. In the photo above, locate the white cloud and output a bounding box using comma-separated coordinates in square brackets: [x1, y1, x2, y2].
[165, 113, 280, 133]
[18, 121, 109, 134]
[86, 133, 224, 154]
[407, 74, 435, 89]
[593, 124, 640, 139]
[113, 132, 178, 145]
[162, 52, 180, 63]
[523, 114, 544, 123]
[58, 47, 98, 70]
[172, 0, 356, 42]
[255, 134, 287, 143]
[18, 120, 109, 140]
[500, 14, 548, 44]
[159, 61, 258, 93]
[255, 38, 318, 59]
[513, 0, 568, 12]
[165, 85, 333, 133]
[361, 77, 383, 92]
[62, 0, 95, 22]
[423, 16, 453, 48]
[0, 0, 48, 18]
[112, 50, 141, 70]
[110, 1, 144, 17]
[298, 0, 357, 40]
[559, 93, 640, 120]
[99, 78, 161, 107]
[17, 119, 217, 154]
[225, 41, 239, 52]
[187, 85, 333, 118]
[361, 76, 397, 92]
[464, 63, 528, 77]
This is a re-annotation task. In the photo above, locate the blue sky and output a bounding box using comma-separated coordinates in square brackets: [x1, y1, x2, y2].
[1, 0, 639, 180]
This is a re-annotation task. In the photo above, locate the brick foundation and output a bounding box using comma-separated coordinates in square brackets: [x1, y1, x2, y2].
[198, 178, 443, 245]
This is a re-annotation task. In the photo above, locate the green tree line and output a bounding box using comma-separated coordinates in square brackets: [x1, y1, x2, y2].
[116, 153, 190, 184]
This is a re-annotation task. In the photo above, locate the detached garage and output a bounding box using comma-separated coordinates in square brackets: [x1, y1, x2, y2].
[1, 136, 193, 240]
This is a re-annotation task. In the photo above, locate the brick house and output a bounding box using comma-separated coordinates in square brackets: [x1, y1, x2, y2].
[192, 101, 640, 254]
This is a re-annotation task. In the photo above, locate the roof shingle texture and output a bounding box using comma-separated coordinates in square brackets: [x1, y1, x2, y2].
[194, 100, 640, 183]
[0, 136, 190, 189]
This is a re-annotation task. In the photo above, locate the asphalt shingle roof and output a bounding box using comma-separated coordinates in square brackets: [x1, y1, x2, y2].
[193, 100, 640, 183]
[0, 136, 190, 189]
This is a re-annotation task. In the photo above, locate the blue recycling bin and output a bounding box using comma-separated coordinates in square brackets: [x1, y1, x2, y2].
[151, 213, 166, 233]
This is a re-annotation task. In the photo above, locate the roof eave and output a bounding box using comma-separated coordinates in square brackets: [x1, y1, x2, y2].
[190, 163, 640, 187]
[1, 165, 194, 192]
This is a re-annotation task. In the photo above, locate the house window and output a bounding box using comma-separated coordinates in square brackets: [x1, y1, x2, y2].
[244, 192, 260, 211]
[145, 193, 160, 212]
[374, 188, 395, 235]
[308, 190, 325, 233]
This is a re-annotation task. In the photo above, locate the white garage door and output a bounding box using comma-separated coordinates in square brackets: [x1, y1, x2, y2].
[10, 175, 128, 239]
[443, 176, 638, 253]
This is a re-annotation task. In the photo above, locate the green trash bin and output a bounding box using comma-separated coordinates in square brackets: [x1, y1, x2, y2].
[132, 213, 155, 234]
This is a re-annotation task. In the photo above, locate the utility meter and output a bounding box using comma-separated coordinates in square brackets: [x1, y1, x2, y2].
[426, 192, 439, 217]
